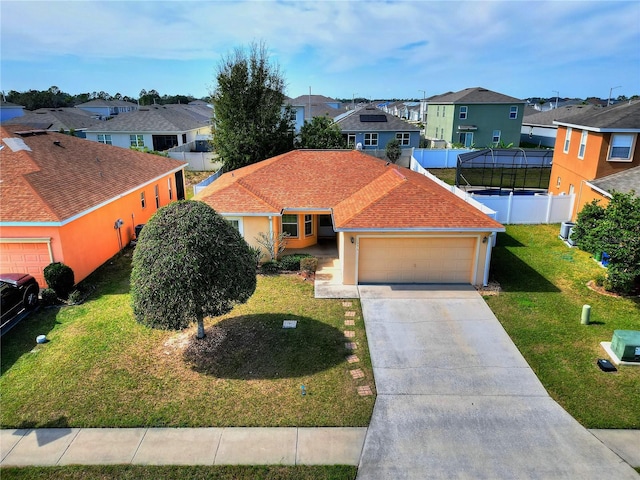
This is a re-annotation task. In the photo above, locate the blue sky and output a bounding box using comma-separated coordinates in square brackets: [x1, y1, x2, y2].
[1, 0, 639, 101]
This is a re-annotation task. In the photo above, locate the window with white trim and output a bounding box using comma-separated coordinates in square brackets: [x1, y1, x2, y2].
[436, 106, 440, 117]
[509, 106, 518, 119]
[225, 217, 244, 235]
[97, 134, 112, 145]
[608, 133, 635, 161]
[304, 214, 313, 236]
[492, 130, 501, 144]
[347, 134, 356, 148]
[140, 192, 146, 209]
[396, 132, 410, 146]
[154, 185, 160, 208]
[556, 176, 561, 188]
[168, 178, 173, 200]
[563, 127, 572, 153]
[578, 130, 588, 159]
[281, 214, 298, 237]
[459, 106, 468, 119]
[364, 133, 378, 146]
[130, 134, 144, 147]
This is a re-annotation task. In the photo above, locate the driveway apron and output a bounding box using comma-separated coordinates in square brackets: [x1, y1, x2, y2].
[356, 285, 637, 480]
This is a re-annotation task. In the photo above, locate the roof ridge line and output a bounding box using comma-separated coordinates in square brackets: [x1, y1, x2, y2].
[333, 167, 406, 226]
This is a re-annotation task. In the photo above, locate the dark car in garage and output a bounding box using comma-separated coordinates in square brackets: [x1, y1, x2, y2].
[1, 273, 40, 336]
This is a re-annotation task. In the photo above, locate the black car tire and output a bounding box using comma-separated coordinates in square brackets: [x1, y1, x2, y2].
[23, 285, 39, 310]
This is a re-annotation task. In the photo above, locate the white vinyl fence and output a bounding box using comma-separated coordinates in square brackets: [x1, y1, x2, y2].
[410, 157, 574, 224]
[411, 148, 474, 168]
[167, 151, 221, 171]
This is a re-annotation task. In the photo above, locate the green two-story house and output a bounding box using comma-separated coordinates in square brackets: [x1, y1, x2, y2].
[426, 87, 525, 148]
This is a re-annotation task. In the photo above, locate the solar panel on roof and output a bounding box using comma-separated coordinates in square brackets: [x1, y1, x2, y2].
[360, 114, 387, 122]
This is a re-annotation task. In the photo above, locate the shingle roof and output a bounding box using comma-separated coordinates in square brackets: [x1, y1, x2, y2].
[289, 94, 339, 105]
[554, 101, 640, 131]
[429, 87, 524, 105]
[336, 107, 420, 132]
[84, 104, 211, 133]
[2, 108, 101, 131]
[589, 166, 640, 198]
[75, 99, 139, 108]
[522, 104, 601, 127]
[0, 125, 186, 223]
[195, 150, 503, 231]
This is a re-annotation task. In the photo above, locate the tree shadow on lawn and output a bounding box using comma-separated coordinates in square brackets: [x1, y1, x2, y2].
[1, 306, 62, 375]
[183, 314, 348, 379]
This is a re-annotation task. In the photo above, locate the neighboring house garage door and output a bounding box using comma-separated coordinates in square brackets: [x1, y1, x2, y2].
[357, 237, 477, 284]
[0, 241, 52, 287]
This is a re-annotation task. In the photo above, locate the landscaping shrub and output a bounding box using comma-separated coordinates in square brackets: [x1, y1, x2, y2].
[40, 288, 59, 306]
[279, 254, 311, 271]
[300, 256, 318, 273]
[572, 191, 640, 295]
[43, 262, 75, 299]
[260, 260, 281, 274]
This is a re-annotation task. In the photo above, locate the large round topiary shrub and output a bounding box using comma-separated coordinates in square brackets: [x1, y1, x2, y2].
[43, 262, 75, 299]
[130, 200, 257, 339]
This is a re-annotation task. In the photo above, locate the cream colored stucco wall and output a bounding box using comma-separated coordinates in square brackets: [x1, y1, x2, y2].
[340, 231, 493, 286]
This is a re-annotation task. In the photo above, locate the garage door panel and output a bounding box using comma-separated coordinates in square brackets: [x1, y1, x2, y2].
[0, 243, 49, 287]
[358, 237, 476, 284]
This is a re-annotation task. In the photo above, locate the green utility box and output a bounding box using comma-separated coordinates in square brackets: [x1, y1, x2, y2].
[611, 330, 640, 362]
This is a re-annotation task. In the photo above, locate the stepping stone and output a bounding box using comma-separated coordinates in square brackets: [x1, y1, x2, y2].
[344, 330, 355, 338]
[342, 301, 352, 307]
[345, 342, 357, 350]
[344, 319, 355, 326]
[346, 355, 360, 363]
[350, 368, 365, 379]
[357, 385, 373, 396]
[345, 311, 356, 317]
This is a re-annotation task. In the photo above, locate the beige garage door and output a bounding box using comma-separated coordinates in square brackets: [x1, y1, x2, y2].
[358, 237, 476, 284]
[0, 242, 51, 287]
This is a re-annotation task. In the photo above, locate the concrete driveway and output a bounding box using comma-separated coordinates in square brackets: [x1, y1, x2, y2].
[356, 285, 637, 480]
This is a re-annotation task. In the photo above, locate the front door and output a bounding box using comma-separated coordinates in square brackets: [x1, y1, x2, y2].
[318, 215, 335, 239]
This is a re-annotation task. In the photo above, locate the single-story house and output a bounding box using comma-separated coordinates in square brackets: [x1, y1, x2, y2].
[0, 125, 187, 287]
[194, 149, 504, 286]
[2, 107, 102, 137]
[521, 104, 600, 147]
[84, 104, 211, 151]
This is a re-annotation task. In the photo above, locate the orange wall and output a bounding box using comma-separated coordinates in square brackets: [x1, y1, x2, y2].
[549, 127, 639, 220]
[3, 171, 183, 287]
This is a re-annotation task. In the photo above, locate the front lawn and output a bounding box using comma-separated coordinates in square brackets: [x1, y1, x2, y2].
[485, 224, 640, 428]
[0, 249, 375, 428]
[0, 466, 357, 480]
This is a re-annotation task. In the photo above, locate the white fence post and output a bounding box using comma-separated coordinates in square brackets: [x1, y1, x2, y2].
[506, 192, 514, 224]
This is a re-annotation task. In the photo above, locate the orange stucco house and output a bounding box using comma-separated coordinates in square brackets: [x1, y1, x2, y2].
[0, 125, 186, 287]
[548, 101, 640, 220]
[194, 150, 504, 287]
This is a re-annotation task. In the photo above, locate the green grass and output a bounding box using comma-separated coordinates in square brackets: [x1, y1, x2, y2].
[0, 465, 357, 480]
[428, 167, 550, 189]
[485, 224, 640, 428]
[0, 249, 375, 428]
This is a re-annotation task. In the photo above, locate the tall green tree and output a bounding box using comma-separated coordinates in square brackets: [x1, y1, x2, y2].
[212, 41, 294, 171]
[131, 201, 257, 339]
[295, 116, 345, 149]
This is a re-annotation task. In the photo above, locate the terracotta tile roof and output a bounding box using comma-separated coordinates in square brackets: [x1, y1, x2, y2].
[195, 150, 503, 231]
[1, 125, 185, 223]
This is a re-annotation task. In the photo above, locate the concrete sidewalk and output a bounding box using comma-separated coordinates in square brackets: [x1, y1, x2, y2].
[1, 427, 367, 467]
